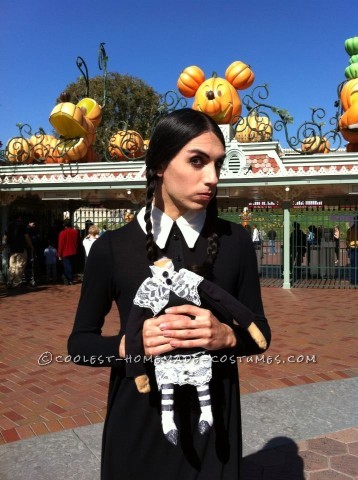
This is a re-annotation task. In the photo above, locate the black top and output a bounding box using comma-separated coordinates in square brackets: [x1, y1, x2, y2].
[68, 217, 271, 480]
[6, 220, 27, 254]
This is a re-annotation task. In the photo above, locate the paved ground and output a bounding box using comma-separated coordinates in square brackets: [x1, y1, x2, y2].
[0, 281, 357, 479]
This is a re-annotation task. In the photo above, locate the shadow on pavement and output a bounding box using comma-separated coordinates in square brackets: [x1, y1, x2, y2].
[241, 437, 304, 480]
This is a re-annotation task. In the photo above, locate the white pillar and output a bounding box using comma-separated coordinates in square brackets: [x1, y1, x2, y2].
[282, 201, 291, 289]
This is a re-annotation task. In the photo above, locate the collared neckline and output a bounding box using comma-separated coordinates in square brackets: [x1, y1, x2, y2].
[136, 206, 206, 249]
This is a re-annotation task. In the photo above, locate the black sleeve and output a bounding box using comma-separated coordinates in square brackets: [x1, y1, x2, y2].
[232, 229, 271, 357]
[67, 232, 124, 368]
[125, 304, 148, 378]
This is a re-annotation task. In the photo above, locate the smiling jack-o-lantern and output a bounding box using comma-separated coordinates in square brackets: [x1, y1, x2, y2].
[177, 61, 255, 125]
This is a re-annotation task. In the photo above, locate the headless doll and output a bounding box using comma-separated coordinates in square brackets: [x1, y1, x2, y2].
[125, 257, 267, 445]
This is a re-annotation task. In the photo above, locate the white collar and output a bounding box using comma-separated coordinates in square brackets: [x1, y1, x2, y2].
[136, 206, 206, 249]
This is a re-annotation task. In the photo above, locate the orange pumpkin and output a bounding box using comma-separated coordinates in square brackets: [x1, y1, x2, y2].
[225, 61, 255, 90]
[192, 76, 242, 124]
[56, 136, 90, 163]
[49, 102, 94, 138]
[76, 98, 103, 128]
[108, 130, 144, 160]
[6, 137, 33, 163]
[235, 114, 272, 142]
[339, 102, 358, 143]
[177, 66, 205, 97]
[340, 79, 358, 112]
[301, 136, 330, 154]
[30, 134, 60, 162]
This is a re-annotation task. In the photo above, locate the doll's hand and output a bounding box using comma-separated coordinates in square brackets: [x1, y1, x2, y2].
[119, 335, 126, 358]
[158, 304, 237, 351]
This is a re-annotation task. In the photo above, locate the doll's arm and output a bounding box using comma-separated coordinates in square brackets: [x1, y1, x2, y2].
[199, 279, 267, 350]
[125, 304, 151, 393]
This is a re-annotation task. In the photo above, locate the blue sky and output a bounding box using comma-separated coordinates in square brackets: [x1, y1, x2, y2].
[1, 0, 357, 148]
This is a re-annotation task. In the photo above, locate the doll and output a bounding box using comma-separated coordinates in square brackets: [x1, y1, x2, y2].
[125, 257, 267, 445]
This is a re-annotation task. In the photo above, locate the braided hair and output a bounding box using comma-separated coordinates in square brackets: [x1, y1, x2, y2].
[144, 108, 225, 277]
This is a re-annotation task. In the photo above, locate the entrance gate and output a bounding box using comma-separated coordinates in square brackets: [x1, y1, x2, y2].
[219, 205, 357, 289]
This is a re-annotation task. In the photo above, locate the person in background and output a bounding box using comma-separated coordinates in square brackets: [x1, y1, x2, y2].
[100, 224, 107, 236]
[68, 108, 270, 479]
[5, 214, 34, 288]
[252, 224, 261, 247]
[290, 222, 307, 278]
[58, 219, 79, 285]
[44, 241, 58, 282]
[333, 225, 340, 264]
[82, 225, 100, 260]
[267, 228, 277, 254]
[346, 216, 358, 286]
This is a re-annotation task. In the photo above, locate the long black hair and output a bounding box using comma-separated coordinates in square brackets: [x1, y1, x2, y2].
[144, 108, 225, 277]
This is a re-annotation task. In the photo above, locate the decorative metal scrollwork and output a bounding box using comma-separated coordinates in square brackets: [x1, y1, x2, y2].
[234, 84, 343, 154]
[100, 90, 188, 162]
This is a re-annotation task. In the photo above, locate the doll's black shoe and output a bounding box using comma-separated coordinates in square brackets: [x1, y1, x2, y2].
[198, 420, 211, 435]
[165, 429, 178, 446]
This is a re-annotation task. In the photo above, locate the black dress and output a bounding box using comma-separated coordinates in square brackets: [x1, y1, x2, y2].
[68, 217, 271, 480]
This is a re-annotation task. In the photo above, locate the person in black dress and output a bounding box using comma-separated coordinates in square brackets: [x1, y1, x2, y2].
[68, 108, 271, 479]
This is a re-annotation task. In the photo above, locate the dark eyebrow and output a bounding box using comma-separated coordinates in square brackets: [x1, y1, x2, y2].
[187, 148, 226, 162]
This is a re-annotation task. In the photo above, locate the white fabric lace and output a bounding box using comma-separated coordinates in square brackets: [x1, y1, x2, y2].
[154, 353, 213, 389]
[133, 260, 204, 315]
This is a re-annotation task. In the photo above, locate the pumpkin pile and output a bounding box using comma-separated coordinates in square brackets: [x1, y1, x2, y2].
[177, 61, 255, 125]
[5, 93, 102, 164]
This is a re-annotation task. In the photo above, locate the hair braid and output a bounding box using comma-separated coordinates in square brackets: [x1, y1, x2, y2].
[144, 168, 158, 263]
[190, 196, 220, 278]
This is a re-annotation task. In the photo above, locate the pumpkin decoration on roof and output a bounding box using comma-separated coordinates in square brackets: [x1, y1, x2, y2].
[339, 37, 358, 150]
[5, 92, 103, 164]
[177, 61, 255, 125]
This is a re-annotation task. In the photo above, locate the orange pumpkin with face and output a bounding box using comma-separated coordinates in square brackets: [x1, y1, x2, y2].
[192, 75, 242, 124]
[339, 94, 358, 143]
[177, 61, 254, 125]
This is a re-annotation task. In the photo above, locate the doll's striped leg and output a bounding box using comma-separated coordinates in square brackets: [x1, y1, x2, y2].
[161, 384, 178, 445]
[196, 384, 213, 434]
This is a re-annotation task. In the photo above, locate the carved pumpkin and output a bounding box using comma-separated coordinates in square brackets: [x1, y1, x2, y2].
[177, 66, 205, 98]
[235, 114, 273, 142]
[6, 137, 33, 163]
[77, 98, 103, 128]
[49, 102, 94, 138]
[192, 75, 242, 124]
[108, 130, 144, 160]
[345, 37, 358, 56]
[301, 136, 330, 154]
[340, 79, 358, 111]
[225, 61, 255, 90]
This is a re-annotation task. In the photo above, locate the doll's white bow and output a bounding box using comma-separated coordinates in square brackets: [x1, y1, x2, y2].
[133, 260, 203, 315]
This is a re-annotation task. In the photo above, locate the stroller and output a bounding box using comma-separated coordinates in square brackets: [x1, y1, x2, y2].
[24, 251, 40, 287]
